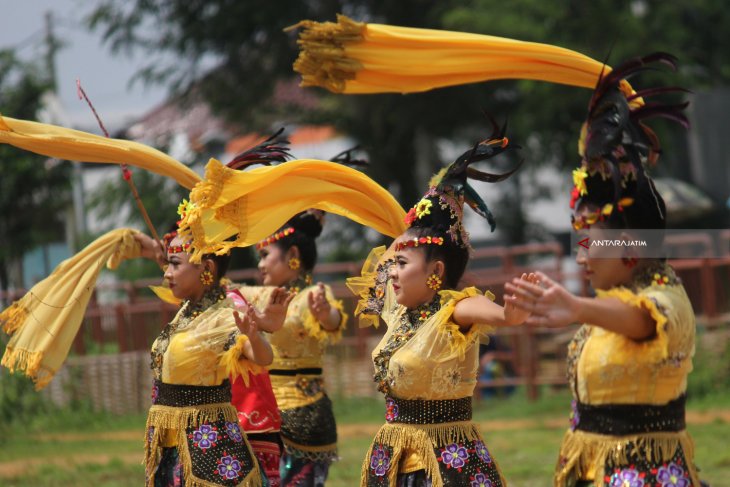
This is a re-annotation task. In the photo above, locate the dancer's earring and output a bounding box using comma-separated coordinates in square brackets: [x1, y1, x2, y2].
[426, 274, 442, 291]
[200, 269, 214, 285]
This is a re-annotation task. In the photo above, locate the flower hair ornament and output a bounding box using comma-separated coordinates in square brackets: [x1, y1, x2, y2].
[256, 227, 295, 250]
[569, 52, 689, 229]
[403, 117, 521, 250]
[163, 228, 192, 254]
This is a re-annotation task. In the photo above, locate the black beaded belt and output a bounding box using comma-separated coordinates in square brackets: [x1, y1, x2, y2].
[575, 395, 686, 435]
[151, 380, 231, 407]
[269, 367, 323, 376]
[384, 396, 472, 424]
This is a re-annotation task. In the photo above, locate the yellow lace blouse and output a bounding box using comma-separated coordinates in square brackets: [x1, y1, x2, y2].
[370, 285, 491, 400]
[575, 277, 695, 405]
[150, 298, 261, 386]
[147, 295, 262, 448]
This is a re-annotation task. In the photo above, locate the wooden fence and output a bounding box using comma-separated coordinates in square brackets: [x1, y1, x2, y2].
[4, 237, 730, 414]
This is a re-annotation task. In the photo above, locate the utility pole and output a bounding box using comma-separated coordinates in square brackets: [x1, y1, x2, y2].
[40, 11, 60, 275]
[44, 11, 59, 92]
[43, 10, 88, 252]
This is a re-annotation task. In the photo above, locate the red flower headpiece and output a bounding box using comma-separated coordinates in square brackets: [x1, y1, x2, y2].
[395, 236, 445, 251]
[255, 227, 295, 250]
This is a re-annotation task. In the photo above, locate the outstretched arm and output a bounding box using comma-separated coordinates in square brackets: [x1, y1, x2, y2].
[505, 271, 656, 340]
[453, 273, 538, 329]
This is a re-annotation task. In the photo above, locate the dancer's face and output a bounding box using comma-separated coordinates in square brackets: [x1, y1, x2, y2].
[389, 234, 444, 309]
[573, 206, 635, 290]
[163, 236, 208, 302]
[257, 243, 298, 286]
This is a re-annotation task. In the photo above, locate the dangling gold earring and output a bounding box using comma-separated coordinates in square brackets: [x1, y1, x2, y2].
[426, 274, 442, 291]
[200, 269, 214, 286]
[288, 257, 301, 270]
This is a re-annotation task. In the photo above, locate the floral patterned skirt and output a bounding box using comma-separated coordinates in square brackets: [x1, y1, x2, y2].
[153, 446, 271, 487]
[146, 407, 263, 487]
[595, 442, 695, 487]
[556, 430, 702, 487]
[362, 421, 505, 487]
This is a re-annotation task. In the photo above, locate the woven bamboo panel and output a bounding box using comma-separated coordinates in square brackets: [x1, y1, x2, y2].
[43, 352, 153, 414]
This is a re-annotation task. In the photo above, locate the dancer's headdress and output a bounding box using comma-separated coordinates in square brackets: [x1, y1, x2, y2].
[255, 210, 324, 251]
[570, 53, 689, 230]
[397, 119, 520, 251]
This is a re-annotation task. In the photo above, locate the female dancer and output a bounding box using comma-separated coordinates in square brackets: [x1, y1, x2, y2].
[347, 129, 536, 487]
[142, 230, 273, 486]
[234, 210, 346, 486]
[506, 55, 702, 486]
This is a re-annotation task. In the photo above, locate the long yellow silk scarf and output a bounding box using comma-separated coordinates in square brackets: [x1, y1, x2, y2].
[177, 157, 407, 262]
[0, 114, 407, 263]
[290, 14, 608, 94]
[0, 115, 201, 189]
[1, 229, 142, 389]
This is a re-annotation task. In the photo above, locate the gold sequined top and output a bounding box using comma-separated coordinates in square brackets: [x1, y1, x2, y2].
[235, 284, 347, 410]
[347, 246, 503, 483]
[570, 263, 695, 405]
[556, 262, 700, 486]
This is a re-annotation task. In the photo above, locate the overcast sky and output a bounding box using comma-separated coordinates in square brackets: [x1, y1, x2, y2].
[0, 0, 168, 132]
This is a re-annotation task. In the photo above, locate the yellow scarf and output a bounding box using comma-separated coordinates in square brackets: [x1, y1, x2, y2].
[290, 14, 608, 94]
[177, 157, 407, 262]
[0, 114, 407, 263]
[1, 229, 142, 389]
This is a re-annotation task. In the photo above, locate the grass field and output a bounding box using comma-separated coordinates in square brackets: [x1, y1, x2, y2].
[1, 389, 728, 486]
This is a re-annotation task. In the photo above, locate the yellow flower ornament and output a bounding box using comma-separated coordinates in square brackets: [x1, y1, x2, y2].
[177, 199, 195, 220]
[414, 198, 433, 219]
[573, 167, 589, 197]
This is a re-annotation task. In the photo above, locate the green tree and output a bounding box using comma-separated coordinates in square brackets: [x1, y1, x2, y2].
[86, 0, 730, 243]
[0, 50, 71, 293]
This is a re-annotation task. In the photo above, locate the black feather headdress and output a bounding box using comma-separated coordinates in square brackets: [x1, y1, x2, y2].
[329, 145, 368, 168]
[226, 127, 293, 170]
[404, 118, 521, 249]
[571, 52, 689, 226]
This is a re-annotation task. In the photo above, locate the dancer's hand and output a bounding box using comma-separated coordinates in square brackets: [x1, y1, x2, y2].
[503, 273, 540, 325]
[234, 307, 259, 337]
[308, 283, 332, 323]
[134, 233, 166, 268]
[234, 308, 273, 365]
[308, 283, 340, 330]
[505, 271, 579, 327]
[254, 287, 294, 332]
